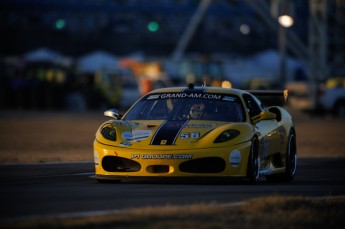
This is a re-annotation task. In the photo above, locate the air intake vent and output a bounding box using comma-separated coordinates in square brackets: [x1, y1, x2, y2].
[102, 156, 141, 172]
[179, 157, 226, 173]
[147, 165, 170, 174]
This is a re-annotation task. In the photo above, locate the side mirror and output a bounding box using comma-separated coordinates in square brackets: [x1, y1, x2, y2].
[104, 109, 122, 119]
[251, 111, 276, 124]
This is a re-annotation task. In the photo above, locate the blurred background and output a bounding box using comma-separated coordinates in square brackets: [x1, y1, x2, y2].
[0, 0, 344, 116]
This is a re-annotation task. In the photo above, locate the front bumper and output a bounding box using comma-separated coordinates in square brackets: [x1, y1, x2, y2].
[93, 140, 252, 179]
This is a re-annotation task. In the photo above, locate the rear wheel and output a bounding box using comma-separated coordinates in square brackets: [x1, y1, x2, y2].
[246, 138, 260, 183]
[266, 131, 297, 182]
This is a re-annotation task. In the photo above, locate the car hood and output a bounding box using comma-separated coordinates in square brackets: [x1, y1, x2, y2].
[96, 119, 254, 150]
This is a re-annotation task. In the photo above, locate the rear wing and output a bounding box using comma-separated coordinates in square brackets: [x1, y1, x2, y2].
[247, 90, 288, 107]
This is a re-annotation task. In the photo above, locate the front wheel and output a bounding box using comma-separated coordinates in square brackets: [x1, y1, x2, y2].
[246, 138, 260, 183]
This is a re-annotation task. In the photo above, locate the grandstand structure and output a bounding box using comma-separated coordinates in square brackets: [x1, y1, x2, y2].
[0, 0, 343, 76]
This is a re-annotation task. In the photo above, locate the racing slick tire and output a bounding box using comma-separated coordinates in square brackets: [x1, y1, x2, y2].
[246, 137, 260, 183]
[266, 130, 297, 182]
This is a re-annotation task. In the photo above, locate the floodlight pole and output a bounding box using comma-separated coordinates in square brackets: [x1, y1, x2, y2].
[279, 25, 287, 87]
[171, 0, 212, 62]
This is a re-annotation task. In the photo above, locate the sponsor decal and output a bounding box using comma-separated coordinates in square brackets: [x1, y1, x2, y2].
[155, 93, 222, 100]
[119, 142, 132, 147]
[122, 130, 152, 142]
[229, 150, 241, 167]
[131, 154, 140, 159]
[131, 154, 193, 160]
[186, 124, 215, 129]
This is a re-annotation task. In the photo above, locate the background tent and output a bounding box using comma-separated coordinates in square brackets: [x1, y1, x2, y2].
[223, 49, 305, 86]
[24, 48, 65, 63]
[78, 51, 118, 73]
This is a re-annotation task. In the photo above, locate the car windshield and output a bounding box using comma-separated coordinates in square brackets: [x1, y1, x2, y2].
[123, 92, 246, 122]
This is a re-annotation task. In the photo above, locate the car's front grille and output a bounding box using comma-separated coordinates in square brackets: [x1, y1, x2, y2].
[102, 156, 141, 172]
[146, 165, 170, 174]
[179, 157, 226, 173]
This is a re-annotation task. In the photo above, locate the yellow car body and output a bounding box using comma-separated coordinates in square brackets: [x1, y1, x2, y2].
[92, 85, 297, 182]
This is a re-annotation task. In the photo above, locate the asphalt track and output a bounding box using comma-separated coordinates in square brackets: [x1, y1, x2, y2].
[1, 158, 345, 221]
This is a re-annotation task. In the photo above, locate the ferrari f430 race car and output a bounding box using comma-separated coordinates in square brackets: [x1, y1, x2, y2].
[92, 84, 297, 182]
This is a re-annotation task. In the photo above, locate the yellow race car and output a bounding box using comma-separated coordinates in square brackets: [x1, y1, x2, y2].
[92, 84, 297, 183]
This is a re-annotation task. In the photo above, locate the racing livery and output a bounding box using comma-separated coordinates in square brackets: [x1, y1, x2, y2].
[92, 85, 297, 182]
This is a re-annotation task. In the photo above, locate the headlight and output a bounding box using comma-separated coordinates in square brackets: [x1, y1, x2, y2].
[214, 130, 240, 143]
[101, 127, 117, 141]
